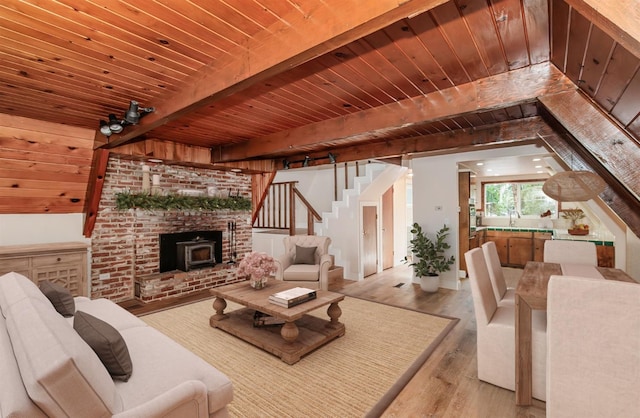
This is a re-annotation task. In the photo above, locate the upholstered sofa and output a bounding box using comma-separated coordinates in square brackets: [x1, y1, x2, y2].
[0, 271, 233, 418]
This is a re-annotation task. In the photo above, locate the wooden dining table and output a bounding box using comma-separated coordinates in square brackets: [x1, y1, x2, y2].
[515, 261, 637, 405]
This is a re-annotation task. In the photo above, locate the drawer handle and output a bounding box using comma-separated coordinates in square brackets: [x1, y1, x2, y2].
[57, 257, 61, 262]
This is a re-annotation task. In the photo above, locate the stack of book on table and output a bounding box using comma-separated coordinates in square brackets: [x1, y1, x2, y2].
[269, 287, 317, 308]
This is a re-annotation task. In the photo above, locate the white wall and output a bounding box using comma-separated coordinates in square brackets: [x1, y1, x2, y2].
[0, 214, 90, 246]
[274, 165, 338, 229]
[411, 145, 547, 288]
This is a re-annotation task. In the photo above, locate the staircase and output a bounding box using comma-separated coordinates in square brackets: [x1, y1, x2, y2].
[251, 161, 407, 282]
[315, 163, 407, 280]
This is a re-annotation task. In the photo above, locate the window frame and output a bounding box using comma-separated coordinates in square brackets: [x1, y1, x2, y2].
[480, 180, 558, 219]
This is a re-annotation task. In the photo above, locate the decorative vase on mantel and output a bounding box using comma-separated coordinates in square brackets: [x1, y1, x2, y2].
[249, 275, 267, 289]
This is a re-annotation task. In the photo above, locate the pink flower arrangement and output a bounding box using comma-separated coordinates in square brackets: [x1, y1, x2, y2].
[237, 252, 277, 280]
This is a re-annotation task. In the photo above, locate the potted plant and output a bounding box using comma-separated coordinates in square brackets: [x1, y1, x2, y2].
[403, 223, 455, 292]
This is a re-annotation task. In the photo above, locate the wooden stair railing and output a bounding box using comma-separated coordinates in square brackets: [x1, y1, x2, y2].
[253, 181, 322, 235]
[251, 161, 367, 236]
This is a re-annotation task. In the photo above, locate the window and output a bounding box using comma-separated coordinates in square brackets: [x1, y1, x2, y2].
[483, 181, 557, 218]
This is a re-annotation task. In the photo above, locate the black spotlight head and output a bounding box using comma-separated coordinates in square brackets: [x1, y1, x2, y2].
[328, 152, 336, 164]
[99, 120, 111, 136]
[108, 114, 123, 133]
[302, 156, 311, 167]
[283, 159, 290, 170]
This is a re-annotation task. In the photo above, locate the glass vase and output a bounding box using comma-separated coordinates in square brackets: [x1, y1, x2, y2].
[249, 275, 267, 289]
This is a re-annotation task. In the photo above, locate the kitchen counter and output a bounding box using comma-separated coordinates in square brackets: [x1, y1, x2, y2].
[552, 230, 614, 246]
[477, 226, 614, 245]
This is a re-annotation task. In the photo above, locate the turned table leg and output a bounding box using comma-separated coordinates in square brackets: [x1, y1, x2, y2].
[209, 297, 228, 327]
[326, 302, 342, 329]
[281, 321, 299, 343]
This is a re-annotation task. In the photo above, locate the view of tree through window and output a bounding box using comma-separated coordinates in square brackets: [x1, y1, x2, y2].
[484, 181, 557, 217]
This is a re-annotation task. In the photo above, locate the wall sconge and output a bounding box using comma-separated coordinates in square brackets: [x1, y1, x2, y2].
[282, 152, 337, 170]
[99, 100, 154, 137]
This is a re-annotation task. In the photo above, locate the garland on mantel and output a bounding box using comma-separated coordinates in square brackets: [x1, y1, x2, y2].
[115, 191, 251, 211]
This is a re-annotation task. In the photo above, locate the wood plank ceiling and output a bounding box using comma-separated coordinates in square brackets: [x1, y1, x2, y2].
[0, 0, 638, 222]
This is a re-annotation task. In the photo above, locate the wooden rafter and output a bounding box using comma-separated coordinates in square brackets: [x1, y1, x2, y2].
[82, 148, 110, 237]
[541, 130, 640, 237]
[216, 63, 576, 162]
[538, 90, 640, 201]
[564, 0, 640, 58]
[99, 0, 449, 149]
[279, 117, 554, 165]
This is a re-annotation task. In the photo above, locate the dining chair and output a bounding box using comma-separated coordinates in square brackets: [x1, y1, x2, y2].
[481, 241, 515, 306]
[464, 248, 547, 401]
[543, 240, 597, 265]
[546, 275, 640, 417]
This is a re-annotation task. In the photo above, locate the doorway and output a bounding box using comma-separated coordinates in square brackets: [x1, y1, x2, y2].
[362, 205, 378, 277]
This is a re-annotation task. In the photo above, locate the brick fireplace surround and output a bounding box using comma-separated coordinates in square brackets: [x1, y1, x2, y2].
[90, 156, 252, 303]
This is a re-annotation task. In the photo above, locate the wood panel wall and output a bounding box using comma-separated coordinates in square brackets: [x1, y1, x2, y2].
[0, 113, 94, 214]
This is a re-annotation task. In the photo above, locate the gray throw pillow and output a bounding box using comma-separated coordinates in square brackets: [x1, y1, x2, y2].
[294, 245, 317, 265]
[74, 311, 133, 382]
[39, 280, 75, 317]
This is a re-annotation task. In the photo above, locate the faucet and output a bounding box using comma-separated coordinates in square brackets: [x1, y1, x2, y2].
[509, 209, 520, 227]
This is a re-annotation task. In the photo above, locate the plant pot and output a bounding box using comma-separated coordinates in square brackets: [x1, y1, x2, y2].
[419, 275, 440, 292]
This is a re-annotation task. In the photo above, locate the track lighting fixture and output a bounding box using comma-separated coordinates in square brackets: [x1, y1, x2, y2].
[108, 114, 124, 133]
[282, 152, 337, 169]
[99, 120, 112, 137]
[98, 100, 155, 137]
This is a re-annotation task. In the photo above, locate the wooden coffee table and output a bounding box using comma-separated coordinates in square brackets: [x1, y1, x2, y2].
[209, 280, 345, 364]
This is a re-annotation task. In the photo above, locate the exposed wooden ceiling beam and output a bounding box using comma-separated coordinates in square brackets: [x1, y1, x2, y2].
[82, 149, 109, 237]
[100, 0, 449, 149]
[216, 63, 575, 162]
[279, 117, 553, 167]
[110, 138, 275, 173]
[564, 0, 640, 58]
[541, 130, 640, 237]
[538, 90, 640, 201]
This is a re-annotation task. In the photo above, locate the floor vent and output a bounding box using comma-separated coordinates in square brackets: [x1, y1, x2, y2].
[393, 283, 405, 288]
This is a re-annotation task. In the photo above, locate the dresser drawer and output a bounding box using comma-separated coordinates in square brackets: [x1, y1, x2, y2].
[0, 243, 88, 296]
[0, 257, 30, 273]
[32, 252, 85, 267]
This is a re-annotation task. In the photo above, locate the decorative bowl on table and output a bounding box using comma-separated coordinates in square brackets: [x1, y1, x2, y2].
[568, 226, 589, 235]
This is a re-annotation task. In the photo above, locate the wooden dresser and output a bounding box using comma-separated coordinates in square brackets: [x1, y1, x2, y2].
[0, 242, 89, 296]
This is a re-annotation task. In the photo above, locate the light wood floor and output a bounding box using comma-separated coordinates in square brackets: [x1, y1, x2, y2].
[122, 265, 547, 417]
[332, 265, 547, 418]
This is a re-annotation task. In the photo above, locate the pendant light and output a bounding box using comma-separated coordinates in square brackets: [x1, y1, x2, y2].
[542, 170, 606, 202]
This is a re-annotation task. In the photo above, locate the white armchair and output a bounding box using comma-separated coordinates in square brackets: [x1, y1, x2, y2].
[274, 235, 332, 291]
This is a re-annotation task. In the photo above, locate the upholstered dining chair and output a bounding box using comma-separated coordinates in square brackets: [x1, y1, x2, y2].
[546, 275, 640, 417]
[481, 241, 515, 306]
[464, 248, 547, 401]
[274, 235, 332, 291]
[543, 240, 597, 265]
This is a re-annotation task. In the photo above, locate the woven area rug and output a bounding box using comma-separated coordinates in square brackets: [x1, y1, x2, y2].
[141, 296, 457, 418]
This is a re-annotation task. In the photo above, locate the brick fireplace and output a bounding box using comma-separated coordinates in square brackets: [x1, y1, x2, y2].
[91, 156, 252, 303]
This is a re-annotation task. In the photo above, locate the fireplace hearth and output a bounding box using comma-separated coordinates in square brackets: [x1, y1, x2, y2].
[159, 231, 223, 273]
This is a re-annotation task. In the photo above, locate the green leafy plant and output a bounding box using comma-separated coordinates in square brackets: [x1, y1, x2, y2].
[403, 223, 455, 277]
[115, 191, 251, 211]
